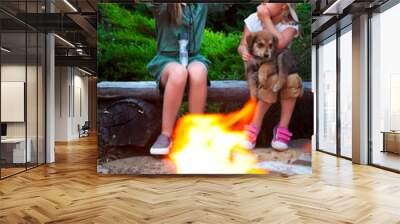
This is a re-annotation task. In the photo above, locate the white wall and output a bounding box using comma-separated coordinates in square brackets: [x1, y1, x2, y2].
[72, 72, 89, 138]
[54, 67, 89, 141]
[1, 64, 46, 163]
[1, 65, 42, 138]
[1, 65, 25, 138]
[55, 66, 69, 141]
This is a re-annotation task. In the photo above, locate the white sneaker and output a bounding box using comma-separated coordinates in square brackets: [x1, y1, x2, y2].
[241, 124, 259, 150]
[271, 140, 288, 151]
[150, 134, 171, 155]
[241, 140, 256, 150]
[271, 126, 292, 152]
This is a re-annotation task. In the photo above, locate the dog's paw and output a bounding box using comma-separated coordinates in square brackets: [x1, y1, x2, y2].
[272, 77, 287, 93]
[272, 83, 283, 93]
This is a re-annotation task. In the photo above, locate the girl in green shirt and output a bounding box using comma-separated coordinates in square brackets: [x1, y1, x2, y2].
[147, 3, 227, 155]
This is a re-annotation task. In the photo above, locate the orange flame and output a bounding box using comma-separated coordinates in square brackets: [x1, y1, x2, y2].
[169, 99, 267, 174]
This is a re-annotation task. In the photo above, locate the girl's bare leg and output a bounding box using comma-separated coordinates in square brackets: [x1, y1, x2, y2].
[159, 62, 188, 137]
[278, 97, 296, 128]
[251, 100, 272, 129]
[187, 62, 208, 113]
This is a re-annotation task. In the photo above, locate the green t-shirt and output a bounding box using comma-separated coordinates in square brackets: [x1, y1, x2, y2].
[147, 3, 228, 54]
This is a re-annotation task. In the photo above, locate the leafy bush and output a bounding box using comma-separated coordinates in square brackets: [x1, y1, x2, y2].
[201, 30, 243, 80]
[291, 4, 312, 81]
[206, 4, 255, 33]
[98, 4, 156, 81]
[98, 3, 311, 82]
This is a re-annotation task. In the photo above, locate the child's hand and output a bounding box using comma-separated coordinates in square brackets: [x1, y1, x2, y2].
[241, 49, 253, 62]
[257, 4, 271, 22]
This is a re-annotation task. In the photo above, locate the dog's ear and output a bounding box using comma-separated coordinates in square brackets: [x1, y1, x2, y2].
[246, 33, 255, 50]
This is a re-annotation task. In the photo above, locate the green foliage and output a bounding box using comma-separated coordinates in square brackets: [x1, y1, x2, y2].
[201, 30, 243, 80]
[206, 4, 256, 33]
[98, 3, 311, 82]
[97, 4, 156, 81]
[291, 3, 312, 81]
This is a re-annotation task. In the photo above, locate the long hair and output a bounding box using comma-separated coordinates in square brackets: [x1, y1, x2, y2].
[167, 3, 182, 25]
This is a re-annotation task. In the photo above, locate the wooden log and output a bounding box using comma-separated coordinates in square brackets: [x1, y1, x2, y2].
[97, 80, 311, 103]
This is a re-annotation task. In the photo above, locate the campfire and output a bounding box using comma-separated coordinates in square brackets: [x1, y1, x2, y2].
[169, 100, 267, 174]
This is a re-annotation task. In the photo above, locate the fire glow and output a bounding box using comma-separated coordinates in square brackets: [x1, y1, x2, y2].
[169, 99, 267, 174]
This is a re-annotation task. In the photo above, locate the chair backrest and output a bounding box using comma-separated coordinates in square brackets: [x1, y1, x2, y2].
[82, 121, 90, 129]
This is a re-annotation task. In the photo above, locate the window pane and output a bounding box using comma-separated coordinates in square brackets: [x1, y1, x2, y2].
[38, 32, 45, 165]
[1, 30, 28, 177]
[26, 0, 40, 169]
[371, 4, 400, 171]
[27, 31, 38, 169]
[340, 28, 352, 158]
[318, 36, 337, 154]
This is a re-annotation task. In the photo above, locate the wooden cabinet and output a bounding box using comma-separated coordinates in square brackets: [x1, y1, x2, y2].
[382, 132, 400, 154]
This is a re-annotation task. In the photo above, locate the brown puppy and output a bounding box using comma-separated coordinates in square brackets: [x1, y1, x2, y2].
[244, 30, 277, 99]
[245, 30, 299, 101]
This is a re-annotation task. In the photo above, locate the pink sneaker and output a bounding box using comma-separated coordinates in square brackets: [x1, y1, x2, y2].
[271, 126, 292, 151]
[242, 124, 259, 150]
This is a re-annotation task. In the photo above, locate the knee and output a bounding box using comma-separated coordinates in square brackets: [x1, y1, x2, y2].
[168, 65, 188, 87]
[188, 63, 208, 87]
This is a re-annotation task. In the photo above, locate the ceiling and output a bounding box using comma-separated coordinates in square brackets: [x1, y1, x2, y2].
[0, 0, 99, 72]
[311, 0, 389, 37]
